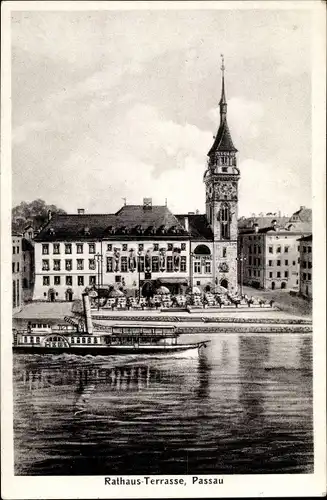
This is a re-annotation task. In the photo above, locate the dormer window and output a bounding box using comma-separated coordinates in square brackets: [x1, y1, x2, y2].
[84, 227, 90, 236]
[146, 225, 155, 235]
[48, 228, 55, 236]
[119, 226, 128, 235]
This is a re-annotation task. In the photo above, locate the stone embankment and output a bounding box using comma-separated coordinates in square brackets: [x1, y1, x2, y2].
[91, 312, 312, 334]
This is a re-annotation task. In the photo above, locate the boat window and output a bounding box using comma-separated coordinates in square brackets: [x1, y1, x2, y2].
[94, 337, 98, 344]
[24, 336, 27, 343]
[82, 337, 86, 344]
[87, 337, 91, 344]
[142, 328, 152, 334]
[36, 337, 40, 343]
[77, 337, 81, 344]
[71, 337, 74, 343]
[30, 336, 34, 343]
[156, 328, 163, 334]
[32, 323, 36, 328]
[113, 327, 122, 334]
[37, 323, 42, 328]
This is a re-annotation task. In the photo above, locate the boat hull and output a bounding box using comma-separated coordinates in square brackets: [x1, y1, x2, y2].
[12, 343, 206, 356]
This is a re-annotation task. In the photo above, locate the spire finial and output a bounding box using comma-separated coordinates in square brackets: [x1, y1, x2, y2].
[220, 54, 225, 75]
[219, 54, 227, 112]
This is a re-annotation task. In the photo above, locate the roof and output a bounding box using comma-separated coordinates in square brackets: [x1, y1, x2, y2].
[13, 301, 74, 320]
[35, 205, 189, 242]
[175, 214, 214, 241]
[208, 119, 237, 155]
[298, 234, 312, 242]
[289, 206, 312, 222]
[285, 207, 312, 233]
[238, 216, 290, 231]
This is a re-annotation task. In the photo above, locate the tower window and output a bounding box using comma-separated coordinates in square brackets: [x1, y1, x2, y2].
[219, 204, 230, 240]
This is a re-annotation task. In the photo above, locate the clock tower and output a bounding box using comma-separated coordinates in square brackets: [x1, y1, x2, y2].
[204, 56, 240, 291]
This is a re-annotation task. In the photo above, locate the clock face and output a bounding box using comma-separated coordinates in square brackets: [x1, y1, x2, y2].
[215, 182, 238, 200]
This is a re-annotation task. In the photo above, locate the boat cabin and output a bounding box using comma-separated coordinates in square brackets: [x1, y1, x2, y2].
[107, 324, 178, 346]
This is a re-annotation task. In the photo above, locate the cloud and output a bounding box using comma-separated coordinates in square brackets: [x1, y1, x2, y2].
[239, 158, 311, 217]
[33, 103, 211, 214]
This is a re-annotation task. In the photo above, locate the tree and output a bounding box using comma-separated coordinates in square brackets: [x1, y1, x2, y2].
[12, 199, 66, 234]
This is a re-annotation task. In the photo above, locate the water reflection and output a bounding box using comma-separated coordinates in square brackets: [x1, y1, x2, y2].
[14, 333, 313, 475]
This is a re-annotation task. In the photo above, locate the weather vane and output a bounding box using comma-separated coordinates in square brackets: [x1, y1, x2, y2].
[220, 54, 225, 75]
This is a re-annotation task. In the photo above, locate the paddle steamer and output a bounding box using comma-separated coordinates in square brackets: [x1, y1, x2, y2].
[13, 293, 209, 355]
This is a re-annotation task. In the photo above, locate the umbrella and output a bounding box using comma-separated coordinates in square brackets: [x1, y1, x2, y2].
[156, 286, 170, 295]
[108, 288, 124, 298]
[187, 286, 202, 295]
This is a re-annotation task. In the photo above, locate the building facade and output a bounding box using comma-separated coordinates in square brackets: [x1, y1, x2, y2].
[12, 235, 23, 313]
[32, 63, 240, 302]
[238, 210, 312, 291]
[298, 234, 312, 299]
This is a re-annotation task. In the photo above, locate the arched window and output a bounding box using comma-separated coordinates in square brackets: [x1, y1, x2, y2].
[193, 244, 211, 255]
[219, 203, 230, 240]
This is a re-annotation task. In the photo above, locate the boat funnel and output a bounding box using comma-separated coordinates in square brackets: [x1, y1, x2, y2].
[82, 292, 93, 334]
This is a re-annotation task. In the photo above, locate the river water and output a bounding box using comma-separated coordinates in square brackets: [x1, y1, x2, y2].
[13, 333, 313, 475]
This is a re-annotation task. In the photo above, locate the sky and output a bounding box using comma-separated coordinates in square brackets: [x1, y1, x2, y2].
[11, 7, 312, 217]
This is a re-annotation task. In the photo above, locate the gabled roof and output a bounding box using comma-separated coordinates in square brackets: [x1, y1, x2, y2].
[175, 214, 213, 241]
[35, 205, 189, 242]
[286, 207, 312, 233]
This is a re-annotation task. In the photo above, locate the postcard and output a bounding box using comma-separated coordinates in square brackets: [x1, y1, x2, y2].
[1, 1, 326, 498]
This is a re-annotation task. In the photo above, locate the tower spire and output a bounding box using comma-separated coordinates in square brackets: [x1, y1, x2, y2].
[207, 56, 237, 156]
[219, 54, 227, 120]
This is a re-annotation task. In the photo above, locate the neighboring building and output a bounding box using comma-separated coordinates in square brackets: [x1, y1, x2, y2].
[285, 206, 312, 233]
[239, 227, 303, 290]
[12, 231, 35, 311]
[238, 207, 312, 291]
[298, 234, 312, 299]
[22, 236, 35, 301]
[32, 61, 241, 301]
[12, 234, 23, 313]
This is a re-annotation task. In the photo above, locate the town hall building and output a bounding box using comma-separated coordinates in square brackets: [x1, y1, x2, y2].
[33, 61, 240, 301]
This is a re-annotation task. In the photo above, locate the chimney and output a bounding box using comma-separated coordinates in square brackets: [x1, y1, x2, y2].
[300, 205, 305, 210]
[278, 210, 281, 217]
[47, 210, 52, 221]
[271, 219, 277, 230]
[78, 208, 85, 215]
[188, 212, 195, 215]
[143, 197, 152, 210]
[184, 216, 189, 232]
[253, 223, 259, 233]
[82, 293, 93, 335]
[196, 209, 200, 215]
